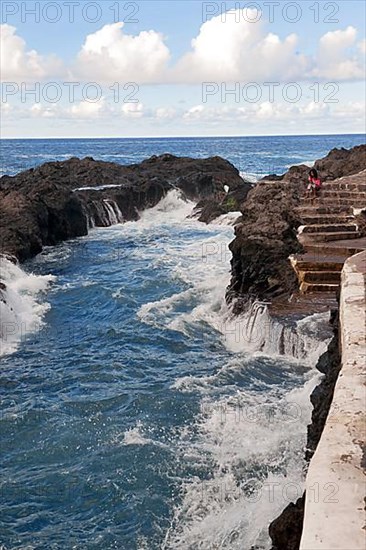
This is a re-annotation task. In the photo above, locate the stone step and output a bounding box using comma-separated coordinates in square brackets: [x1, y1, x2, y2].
[300, 282, 339, 293]
[300, 224, 358, 234]
[304, 242, 366, 256]
[299, 231, 362, 243]
[293, 254, 346, 271]
[296, 206, 353, 215]
[322, 183, 366, 192]
[320, 191, 366, 200]
[311, 199, 366, 206]
[301, 271, 341, 284]
[299, 215, 354, 225]
[269, 291, 338, 319]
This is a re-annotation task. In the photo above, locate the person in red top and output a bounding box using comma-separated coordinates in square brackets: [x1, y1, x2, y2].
[306, 168, 321, 203]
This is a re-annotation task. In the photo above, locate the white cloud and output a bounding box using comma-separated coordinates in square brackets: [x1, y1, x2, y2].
[1, 19, 365, 90]
[74, 22, 170, 83]
[333, 101, 365, 119]
[70, 98, 105, 118]
[174, 15, 365, 83]
[183, 105, 205, 120]
[30, 103, 58, 118]
[155, 107, 176, 119]
[314, 26, 365, 80]
[0, 24, 63, 81]
[299, 101, 330, 117]
[181, 101, 339, 125]
[0, 102, 12, 116]
[121, 102, 144, 117]
[174, 10, 308, 82]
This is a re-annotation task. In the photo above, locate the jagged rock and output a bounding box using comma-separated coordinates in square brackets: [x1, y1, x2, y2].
[263, 144, 366, 183]
[269, 494, 305, 550]
[314, 145, 366, 181]
[0, 154, 246, 262]
[194, 199, 227, 224]
[195, 184, 252, 223]
[306, 311, 341, 461]
[226, 178, 303, 309]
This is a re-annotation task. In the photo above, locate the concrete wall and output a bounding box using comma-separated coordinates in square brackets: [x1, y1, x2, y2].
[300, 251, 366, 550]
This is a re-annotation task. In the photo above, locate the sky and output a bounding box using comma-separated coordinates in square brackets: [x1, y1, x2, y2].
[1, 0, 365, 138]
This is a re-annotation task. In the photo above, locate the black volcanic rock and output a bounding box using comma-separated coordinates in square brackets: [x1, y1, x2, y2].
[0, 154, 247, 262]
[269, 494, 305, 550]
[226, 178, 303, 309]
[314, 144, 366, 181]
[306, 311, 341, 461]
[195, 183, 252, 224]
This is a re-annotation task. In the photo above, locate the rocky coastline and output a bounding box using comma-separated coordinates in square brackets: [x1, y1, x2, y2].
[0, 153, 250, 263]
[1, 144, 365, 548]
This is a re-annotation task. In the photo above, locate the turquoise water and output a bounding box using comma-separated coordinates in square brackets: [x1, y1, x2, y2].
[0, 135, 363, 549]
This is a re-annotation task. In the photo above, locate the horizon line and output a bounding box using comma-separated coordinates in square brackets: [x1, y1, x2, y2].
[1, 132, 365, 141]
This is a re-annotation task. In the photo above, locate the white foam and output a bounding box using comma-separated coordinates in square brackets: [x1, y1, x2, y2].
[211, 211, 242, 226]
[239, 171, 261, 183]
[103, 199, 123, 225]
[121, 422, 170, 450]
[164, 371, 322, 549]
[123, 423, 154, 446]
[216, 304, 331, 364]
[286, 160, 315, 169]
[138, 189, 195, 225]
[137, 232, 232, 336]
[74, 184, 123, 191]
[0, 257, 55, 356]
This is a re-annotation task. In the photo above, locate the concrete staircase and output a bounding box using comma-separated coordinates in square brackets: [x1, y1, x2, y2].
[291, 172, 366, 294]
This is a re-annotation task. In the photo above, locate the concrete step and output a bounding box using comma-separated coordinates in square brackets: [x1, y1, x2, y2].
[301, 271, 341, 284]
[300, 282, 339, 293]
[300, 224, 358, 234]
[300, 231, 362, 243]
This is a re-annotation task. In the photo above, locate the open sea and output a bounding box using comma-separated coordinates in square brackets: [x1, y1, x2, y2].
[0, 134, 364, 550]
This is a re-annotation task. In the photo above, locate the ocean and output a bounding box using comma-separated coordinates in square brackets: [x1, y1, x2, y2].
[0, 134, 364, 550]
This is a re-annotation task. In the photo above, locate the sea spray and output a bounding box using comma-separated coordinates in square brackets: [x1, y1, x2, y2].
[164, 373, 322, 550]
[217, 304, 332, 364]
[0, 256, 55, 356]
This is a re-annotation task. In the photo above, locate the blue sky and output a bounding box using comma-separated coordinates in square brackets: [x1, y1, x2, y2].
[1, 1, 365, 137]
